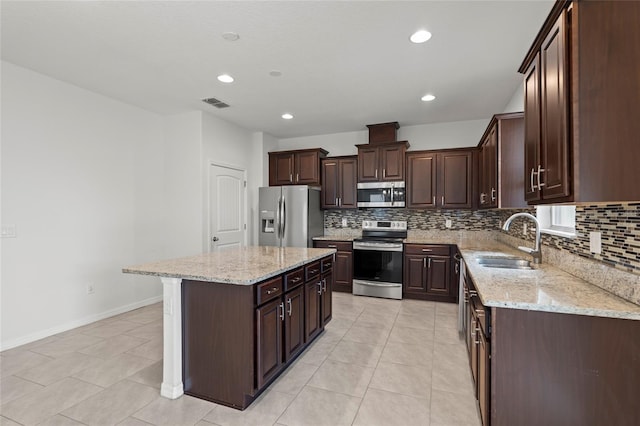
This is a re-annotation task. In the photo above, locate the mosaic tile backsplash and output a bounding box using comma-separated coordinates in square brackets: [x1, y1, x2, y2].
[325, 203, 640, 275]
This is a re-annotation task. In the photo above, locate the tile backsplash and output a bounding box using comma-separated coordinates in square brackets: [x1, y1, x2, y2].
[325, 203, 640, 275]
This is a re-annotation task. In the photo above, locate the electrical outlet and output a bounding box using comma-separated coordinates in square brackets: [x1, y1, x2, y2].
[1, 224, 17, 238]
[590, 231, 602, 254]
[342, 218, 348, 227]
[445, 219, 452, 229]
[86, 284, 95, 295]
[523, 223, 528, 236]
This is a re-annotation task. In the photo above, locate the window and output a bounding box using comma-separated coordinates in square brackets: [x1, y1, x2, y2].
[536, 205, 576, 238]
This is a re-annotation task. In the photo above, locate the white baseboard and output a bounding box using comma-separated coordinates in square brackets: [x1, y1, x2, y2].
[0, 295, 163, 351]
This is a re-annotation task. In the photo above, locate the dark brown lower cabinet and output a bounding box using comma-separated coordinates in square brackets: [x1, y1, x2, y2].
[492, 308, 640, 426]
[313, 240, 353, 293]
[256, 298, 283, 389]
[182, 255, 333, 410]
[403, 244, 456, 302]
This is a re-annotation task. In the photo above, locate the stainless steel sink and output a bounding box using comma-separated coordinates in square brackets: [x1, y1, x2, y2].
[477, 256, 532, 270]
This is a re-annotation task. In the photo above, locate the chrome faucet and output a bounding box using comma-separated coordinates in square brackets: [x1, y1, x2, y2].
[502, 212, 542, 264]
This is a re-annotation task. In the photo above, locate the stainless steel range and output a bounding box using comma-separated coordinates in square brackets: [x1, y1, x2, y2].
[352, 220, 407, 300]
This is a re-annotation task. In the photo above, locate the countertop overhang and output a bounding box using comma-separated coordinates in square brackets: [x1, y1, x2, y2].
[123, 246, 336, 285]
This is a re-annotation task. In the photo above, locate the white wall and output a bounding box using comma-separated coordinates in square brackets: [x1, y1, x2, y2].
[502, 81, 525, 113]
[277, 119, 490, 155]
[1, 62, 165, 349]
[201, 112, 262, 249]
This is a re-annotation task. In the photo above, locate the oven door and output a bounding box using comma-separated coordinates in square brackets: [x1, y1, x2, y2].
[352, 244, 403, 299]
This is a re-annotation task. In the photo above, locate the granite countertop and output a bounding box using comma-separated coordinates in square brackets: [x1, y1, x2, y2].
[460, 242, 640, 321]
[123, 246, 335, 285]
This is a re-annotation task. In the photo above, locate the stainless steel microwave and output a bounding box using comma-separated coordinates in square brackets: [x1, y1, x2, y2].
[356, 181, 405, 208]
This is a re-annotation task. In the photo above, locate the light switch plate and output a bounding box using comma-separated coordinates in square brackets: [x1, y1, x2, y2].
[1, 224, 16, 238]
[445, 219, 452, 228]
[342, 218, 348, 227]
[590, 231, 602, 254]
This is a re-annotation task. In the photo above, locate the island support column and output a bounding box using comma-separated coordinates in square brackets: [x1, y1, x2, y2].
[160, 277, 184, 399]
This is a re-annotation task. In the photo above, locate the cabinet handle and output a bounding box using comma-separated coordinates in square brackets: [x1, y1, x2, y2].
[423, 258, 427, 268]
[421, 248, 432, 252]
[480, 193, 486, 204]
[279, 302, 285, 321]
[375, 169, 378, 179]
[537, 165, 546, 188]
[455, 263, 459, 274]
[287, 298, 292, 316]
[317, 281, 322, 295]
[335, 198, 338, 206]
[266, 287, 279, 295]
[471, 318, 476, 338]
[290, 277, 301, 284]
[338, 197, 342, 206]
[322, 279, 327, 292]
[383, 168, 386, 179]
[309, 269, 319, 275]
[475, 325, 480, 344]
[475, 309, 485, 318]
[491, 188, 496, 202]
[432, 196, 436, 205]
[289, 173, 293, 183]
[441, 196, 445, 206]
[296, 173, 299, 182]
[428, 258, 432, 268]
[327, 244, 337, 248]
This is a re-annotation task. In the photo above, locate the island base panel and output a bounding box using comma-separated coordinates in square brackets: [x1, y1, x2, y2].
[182, 280, 255, 410]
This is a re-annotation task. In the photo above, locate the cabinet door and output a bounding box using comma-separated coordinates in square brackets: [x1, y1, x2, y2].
[478, 328, 490, 426]
[270, 153, 295, 186]
[486, 126, 498, 208]
[403, 255, 427, 293]
[438, 151, 473, 209]
[321, 271, 332, 326]
[295, 151, 320, 185]
[380, 145, 405, 181]
[426, 255, 451, 296]
[406, 152, 437, 208]
[256, 298, 283, 389]
[305, 279, 322, 342]
[540, 9, 571, 200]
[357, 147, 379, 182]
[334, 250, 353, 292]
[321, 159, 339, 208]
[338, 158, 358, 208]
[524, 55, 542, 202]
[470, 309, 479, 394]
[284, 286, 305, 362]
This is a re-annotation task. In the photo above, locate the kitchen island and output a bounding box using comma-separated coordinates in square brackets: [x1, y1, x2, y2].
[123, 246, 335, 409]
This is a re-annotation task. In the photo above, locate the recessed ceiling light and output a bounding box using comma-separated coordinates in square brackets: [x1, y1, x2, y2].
[421, 94, 436, 102]
[217, 74, 234, 83]
[282, 113, 293, 120]
[410, 30, 432, 44]
[222, 32, 240, 41]
[269, 70, 283, 77]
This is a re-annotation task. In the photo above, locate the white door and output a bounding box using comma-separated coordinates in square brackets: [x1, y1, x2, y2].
[209, 164, 246, 252]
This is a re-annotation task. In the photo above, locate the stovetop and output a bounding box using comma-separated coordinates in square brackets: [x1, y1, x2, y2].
[359, 220, 407, 241]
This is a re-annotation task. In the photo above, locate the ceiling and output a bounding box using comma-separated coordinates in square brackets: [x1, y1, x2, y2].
[1, 1, 553, 139]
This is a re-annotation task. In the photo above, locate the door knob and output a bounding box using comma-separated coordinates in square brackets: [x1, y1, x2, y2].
[212, 236, 219, 242]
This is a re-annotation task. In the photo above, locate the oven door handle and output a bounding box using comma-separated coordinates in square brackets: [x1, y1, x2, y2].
[353, 244, 403, 252]
[353, 280, 402, 288]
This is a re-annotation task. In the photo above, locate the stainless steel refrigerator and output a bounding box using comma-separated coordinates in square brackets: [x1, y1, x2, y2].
[259, 186, 323, 248]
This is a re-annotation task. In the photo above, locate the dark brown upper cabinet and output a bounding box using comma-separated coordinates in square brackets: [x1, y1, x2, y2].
[356, 142, 408, 182]
[478, 113, 527, 209]
[321, 156, 357, 209]
[519, 0, 640, 204]
[406, 148, 475, 209]
[268, 148, 328, 186]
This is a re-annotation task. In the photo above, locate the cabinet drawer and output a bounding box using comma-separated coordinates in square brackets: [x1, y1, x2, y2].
[321, 256, 333, 272]
[284, 268, 304, 292]
[305, 261, 321, 281]
[256, 276, 283, 306]
[314, 240, 352, 252]
[404, 244, 450, 256]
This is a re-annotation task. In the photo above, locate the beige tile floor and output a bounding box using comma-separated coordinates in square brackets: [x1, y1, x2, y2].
[1, 292, 481, 426]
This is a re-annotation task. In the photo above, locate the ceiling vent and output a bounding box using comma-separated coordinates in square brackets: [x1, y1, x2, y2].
[202, 97, 230, 109]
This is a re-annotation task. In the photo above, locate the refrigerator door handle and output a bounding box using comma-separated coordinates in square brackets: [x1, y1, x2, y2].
[276, 196, 282, 239]
[281, 195, 287, 240]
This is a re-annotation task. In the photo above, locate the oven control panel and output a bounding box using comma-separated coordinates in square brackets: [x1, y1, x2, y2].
[362, 220, 407, 231]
